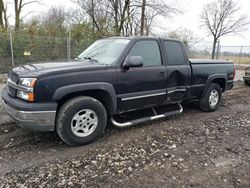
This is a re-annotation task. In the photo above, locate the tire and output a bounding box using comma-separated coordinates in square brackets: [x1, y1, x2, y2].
[200, 83, 222, 112]
[56, 96, 107, 146]
[245, 80, 250, 85]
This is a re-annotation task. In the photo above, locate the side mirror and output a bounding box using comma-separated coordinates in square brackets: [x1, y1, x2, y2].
[123, 56, 143, 69]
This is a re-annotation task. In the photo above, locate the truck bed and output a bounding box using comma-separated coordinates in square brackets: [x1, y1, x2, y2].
[189, 59, 233, 64]
[189, 59, 235, 82]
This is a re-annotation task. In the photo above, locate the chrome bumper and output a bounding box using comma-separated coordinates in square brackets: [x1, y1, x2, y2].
[1, 100, 56, 131]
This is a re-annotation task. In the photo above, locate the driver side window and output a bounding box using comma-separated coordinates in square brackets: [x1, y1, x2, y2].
[128, 40, 162, 67]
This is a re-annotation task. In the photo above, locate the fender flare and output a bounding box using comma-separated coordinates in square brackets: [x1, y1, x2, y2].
[52, 82, 117, 114]
[201, 74, 227, 97]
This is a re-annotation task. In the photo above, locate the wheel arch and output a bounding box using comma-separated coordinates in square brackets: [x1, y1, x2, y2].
[211, 78, 226, 91]
[53, 82, 117, 115]
[201, 74, 227, 98]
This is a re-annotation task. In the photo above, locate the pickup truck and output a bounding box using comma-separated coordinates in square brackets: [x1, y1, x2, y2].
[1, 37, 235, 146]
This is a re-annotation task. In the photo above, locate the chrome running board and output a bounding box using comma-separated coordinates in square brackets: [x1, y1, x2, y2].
[111, 103, 183, 128]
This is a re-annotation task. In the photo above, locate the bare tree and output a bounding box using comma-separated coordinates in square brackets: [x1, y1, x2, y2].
[41, 7, 68, 36]
[109, 0, 130, 35]
[14, 0, 38, 30]
[74, 0, 131, 36]
[74, 0, 108, 34]
[139, 0, 180, 36]
[43, 7, 66, 25]
[200, 0, 249, 59]
[0, 0, 4, 28]
[123, 6, 140, 36]
[140, 0, 146, 35]
[167, 29, 201, 50]
[74, 0, 180, 36]
[0, 0, 9, 29]
[2, 3, 8, 28]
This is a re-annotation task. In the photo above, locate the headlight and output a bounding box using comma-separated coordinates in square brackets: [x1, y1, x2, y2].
[19, 78, 37, 88]
[17, 91, 35, 101]
[17, 78, 37, 102]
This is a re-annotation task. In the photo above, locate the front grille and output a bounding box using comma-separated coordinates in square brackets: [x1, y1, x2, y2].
[7, 72, 19, 97]
[7, 86, 16, 97]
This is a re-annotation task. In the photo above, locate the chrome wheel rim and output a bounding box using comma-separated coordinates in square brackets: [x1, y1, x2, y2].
[71, 109, 98, 137]
[209, 90, 219, 107]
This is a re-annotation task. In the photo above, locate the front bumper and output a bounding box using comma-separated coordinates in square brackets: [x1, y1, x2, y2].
[1, 87, 57, 131]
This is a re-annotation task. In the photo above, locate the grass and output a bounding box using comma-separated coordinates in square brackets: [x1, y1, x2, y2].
[219, 56, 250, 64]
[0, 64, 12, 74]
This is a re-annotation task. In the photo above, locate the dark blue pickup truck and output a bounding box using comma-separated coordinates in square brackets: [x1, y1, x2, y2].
[1, 37, 235, 146]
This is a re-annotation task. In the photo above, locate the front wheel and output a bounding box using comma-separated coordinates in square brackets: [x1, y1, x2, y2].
[200, 83, 222, 112]
[56, 96, 107, 146]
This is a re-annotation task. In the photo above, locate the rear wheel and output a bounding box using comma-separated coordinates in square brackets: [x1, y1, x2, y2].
[56, 96, 107, 146]
[200, 83, 222, 112]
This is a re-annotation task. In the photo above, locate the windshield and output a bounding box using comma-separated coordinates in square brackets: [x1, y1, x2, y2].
[77, 39, 130, 65]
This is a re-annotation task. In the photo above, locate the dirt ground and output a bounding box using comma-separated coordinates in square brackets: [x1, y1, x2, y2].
[0, 73, 249, 187]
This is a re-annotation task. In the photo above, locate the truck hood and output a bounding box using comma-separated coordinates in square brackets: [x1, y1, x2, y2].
[11, 60, 108, 78]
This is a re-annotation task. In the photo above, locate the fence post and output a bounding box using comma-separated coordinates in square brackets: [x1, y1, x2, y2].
[67, 27, 71, 61]
[238, 46, 243, 65]
[9, 30, 15, 67]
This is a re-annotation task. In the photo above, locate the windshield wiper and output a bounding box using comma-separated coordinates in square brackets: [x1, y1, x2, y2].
[82, 56, 98, 63]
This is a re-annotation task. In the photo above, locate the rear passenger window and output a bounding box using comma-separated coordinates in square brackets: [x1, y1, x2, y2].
[164, 41, 186, 65]
[128, 40, 162, 67]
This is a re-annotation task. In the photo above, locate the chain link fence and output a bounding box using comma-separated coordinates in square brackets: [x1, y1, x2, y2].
[218, 46, 250, 65]
[1, 31, 250, 74]
[0, 30, 96, 73]
[0, 32, 68, 73]
[190, 45, 250, 65]
[0, 32, 13, 73]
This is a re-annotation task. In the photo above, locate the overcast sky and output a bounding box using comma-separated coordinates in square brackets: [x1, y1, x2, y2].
[4, 0, 250, 47]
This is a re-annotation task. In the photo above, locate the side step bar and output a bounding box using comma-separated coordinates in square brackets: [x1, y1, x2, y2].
[111, 103, 183, 128]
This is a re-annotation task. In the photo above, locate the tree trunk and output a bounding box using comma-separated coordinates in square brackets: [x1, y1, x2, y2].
[0, 0, 4, 28]
[118, 0, 130, 36]
[211, 36, 217, 59]
[3, 5, 7, 28]
[145, 17, 149, 36]
[14, 0, 20, 31]
[14, 0, 37, 31]
[126, 2, 131, 36]
[91, 0, 95, 38]
[113, 0, 119, 36]
[140, 0, 146, 36]
[15, 12, 20, 30]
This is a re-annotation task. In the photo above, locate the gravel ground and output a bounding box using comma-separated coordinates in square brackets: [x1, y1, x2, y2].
[0, 72, 249, 187]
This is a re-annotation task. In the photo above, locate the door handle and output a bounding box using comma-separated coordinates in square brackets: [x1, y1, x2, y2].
[159, 71, 165, 76]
